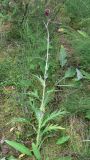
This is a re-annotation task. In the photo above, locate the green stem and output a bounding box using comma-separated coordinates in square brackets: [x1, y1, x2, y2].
[36, 20, 50, 147]
[36, 120, 42, 147]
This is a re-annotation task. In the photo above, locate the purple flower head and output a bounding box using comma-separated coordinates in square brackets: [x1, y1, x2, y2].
[45, 9, 50, 16]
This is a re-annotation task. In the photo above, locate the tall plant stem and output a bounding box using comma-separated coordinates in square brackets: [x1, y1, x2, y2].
[40, 20, 50, 112]
[36, 20, 50, 147]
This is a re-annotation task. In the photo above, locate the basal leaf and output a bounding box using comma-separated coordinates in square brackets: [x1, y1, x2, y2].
[32, 143, 41, 160]
[5, 140, 32, 157]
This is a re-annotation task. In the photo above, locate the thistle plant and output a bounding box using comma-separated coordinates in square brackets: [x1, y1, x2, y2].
[36, 20, 50, 147]
[5, 19, 66, 160]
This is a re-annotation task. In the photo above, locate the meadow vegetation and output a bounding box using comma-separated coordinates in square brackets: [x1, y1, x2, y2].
[0, 0, 90, 160]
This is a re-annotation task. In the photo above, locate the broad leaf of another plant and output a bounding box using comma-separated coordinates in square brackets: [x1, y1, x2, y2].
[76, 68, 83, 80]
[56, 136, 70, 145]
[64, 67, 76, 78]
[59, 45, 67, 67]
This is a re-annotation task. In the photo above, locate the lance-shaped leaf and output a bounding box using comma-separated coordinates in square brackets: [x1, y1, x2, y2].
[10, 117, 30, 124]
[77, 30, 89, 38]
[42, 124, 65, 135]
[42, 111, 66, 128]
[59, 45, 67, 67]
[5, 140, 32, 157]
[32, 143, 41, 160]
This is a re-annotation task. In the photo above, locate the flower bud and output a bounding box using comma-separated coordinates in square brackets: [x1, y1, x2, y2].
[45, 9, 50, 16]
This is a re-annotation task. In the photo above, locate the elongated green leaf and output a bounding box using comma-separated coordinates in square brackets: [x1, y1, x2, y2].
[78, 30, 89, 38]
[11, 118, 30, 124]
[64, 68, 76, 78]
[42, 124, 65, 135]
[58, 80, 81, 88]
[59, 45, 67, 67]
[5, 140, 32, 156]
[56, 136, 70, 145]
[42, 111, 66, 128]
[32, 143, 41, 160]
